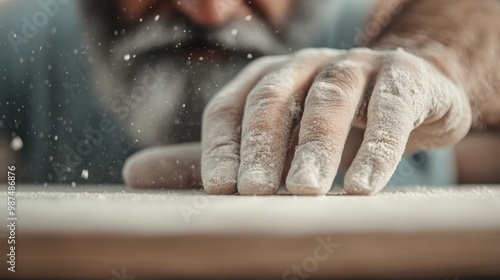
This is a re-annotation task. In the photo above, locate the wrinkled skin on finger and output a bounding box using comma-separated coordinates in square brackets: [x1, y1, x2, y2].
[201, 47, 471, 195]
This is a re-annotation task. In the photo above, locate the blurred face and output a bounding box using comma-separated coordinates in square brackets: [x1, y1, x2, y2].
[79, 0, 330, 146]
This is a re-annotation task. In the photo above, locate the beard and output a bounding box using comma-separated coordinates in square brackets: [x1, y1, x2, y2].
[78, 0, 338, 147]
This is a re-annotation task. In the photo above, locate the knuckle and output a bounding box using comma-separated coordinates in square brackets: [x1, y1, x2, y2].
[382, 48, 421, 71]
[309, 81, 353, 109]
[203, 97, 239, 121]
[377, 65, 420, 106]
[308, 63, 365, 109]
[248, 83, 285, 104]
[317, 64, 360, 93]
[249, 66, 298, 103]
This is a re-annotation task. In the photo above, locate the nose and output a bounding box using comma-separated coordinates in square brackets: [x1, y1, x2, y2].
[176, 0, 244, 27]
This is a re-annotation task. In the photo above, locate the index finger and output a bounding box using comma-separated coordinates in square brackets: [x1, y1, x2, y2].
[202, 56, 288, 194]
[237, 49, 342, 195]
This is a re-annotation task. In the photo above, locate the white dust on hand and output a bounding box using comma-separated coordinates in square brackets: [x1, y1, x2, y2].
[209, 48, 467, 196]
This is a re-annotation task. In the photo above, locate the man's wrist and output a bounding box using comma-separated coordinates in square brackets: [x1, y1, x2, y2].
[368, 0, 500, 128]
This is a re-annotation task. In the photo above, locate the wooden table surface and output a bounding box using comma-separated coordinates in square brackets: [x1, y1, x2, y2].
[0, 185, 499, 279]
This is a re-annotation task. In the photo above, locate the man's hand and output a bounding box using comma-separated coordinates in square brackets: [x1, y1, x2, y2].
[123, 0, 500, 195]
[202, 47, 471, 195]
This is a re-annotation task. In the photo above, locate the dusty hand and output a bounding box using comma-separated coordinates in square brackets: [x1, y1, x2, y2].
[202, 47, 471, 195]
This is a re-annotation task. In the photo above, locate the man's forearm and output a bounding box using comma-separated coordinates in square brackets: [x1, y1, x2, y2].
[370, 0, 500, 128]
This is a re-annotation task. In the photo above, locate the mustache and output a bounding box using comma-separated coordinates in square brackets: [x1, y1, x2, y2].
[113, 14, 290, 65]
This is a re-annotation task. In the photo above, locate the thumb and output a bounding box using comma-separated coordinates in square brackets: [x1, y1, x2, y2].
[123, 142, 202, 189]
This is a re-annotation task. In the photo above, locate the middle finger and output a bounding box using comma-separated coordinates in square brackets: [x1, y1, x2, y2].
[237, 49, 342, 195]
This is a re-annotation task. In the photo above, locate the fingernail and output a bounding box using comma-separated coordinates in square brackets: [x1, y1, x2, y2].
[287, 165, 332, 195]
[203, 162, 238, 195]
[204, 177, 237, 195]
[344, 164, 377, 195]
[238, 168, 279, 195]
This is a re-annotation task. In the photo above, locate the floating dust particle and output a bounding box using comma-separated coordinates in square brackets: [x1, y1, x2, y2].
[10, 136, 23, 151]
[81, 169, 89, 180]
